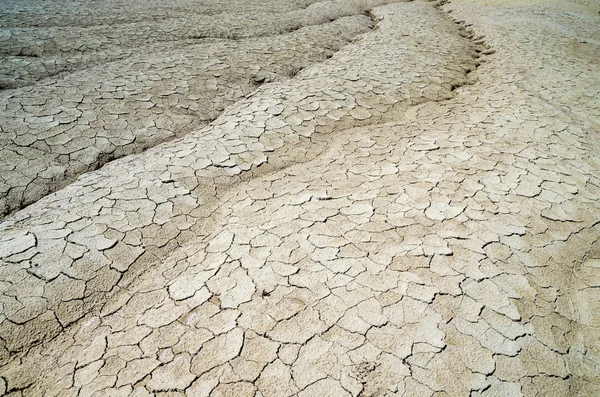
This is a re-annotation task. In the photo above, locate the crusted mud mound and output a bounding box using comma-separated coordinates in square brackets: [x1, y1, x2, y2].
[0, 0, 599, 396]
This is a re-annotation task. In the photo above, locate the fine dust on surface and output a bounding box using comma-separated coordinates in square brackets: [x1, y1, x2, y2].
[0, 0, 599, 396]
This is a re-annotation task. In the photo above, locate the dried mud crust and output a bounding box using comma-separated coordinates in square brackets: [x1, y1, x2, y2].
[0, 0, 405, 219]
[0, 0, 599, 396]
[0, 0, 478, 361]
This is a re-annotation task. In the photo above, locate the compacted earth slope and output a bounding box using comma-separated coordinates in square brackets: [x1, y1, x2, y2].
[0, 0, 599, 396]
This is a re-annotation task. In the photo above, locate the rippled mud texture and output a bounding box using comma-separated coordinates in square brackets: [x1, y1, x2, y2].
[1, 0, 599, 396]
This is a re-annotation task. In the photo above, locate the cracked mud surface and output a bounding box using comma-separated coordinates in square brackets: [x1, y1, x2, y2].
[0, 0, 599, 396]
[0, 0, 398, 218]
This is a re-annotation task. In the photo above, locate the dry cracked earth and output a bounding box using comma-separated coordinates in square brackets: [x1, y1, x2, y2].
[0, 0, 599, 396]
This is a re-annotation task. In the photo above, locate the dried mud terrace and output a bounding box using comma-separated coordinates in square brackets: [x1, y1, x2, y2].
[0, 0, 599, 396]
